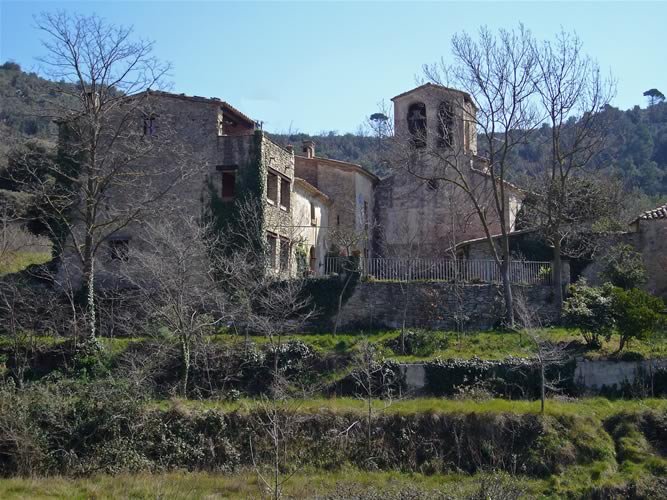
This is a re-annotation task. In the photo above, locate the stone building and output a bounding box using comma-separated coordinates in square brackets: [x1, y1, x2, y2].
[57, 90, 333, 283]
[292, 177, 331, 274]
[628, 204, 667, 298]
[58, 83, 525, 283]
[375, 83, 523, 257]
[293, 141, 378, 259]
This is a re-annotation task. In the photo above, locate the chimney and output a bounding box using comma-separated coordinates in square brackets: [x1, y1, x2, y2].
[302, 140, 315, 159]
[285, 144, 294, 154]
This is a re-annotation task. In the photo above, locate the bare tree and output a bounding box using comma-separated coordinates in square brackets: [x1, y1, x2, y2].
[350, 339, 398, 461]
[526, 30, 615, 310]
[515, 295, 570, 414]
[119, 215, 225, 396]
[214, 197, 315, 499]
[327, 197, 376, 335]
[0, 256, 83, 387]
[7, 12, 192, 347]
[0, 275, 42, 388]
[410, 25, 541, 327]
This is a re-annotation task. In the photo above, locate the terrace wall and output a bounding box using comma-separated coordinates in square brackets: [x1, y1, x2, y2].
[333, 281, 558, 331]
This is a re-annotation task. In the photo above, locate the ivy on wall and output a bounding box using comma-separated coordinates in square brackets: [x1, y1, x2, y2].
[206, 131, 266, 254]
[301, 264, 361, 329]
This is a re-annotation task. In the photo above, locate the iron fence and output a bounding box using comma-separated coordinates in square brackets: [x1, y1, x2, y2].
[324, 257, 552, 285]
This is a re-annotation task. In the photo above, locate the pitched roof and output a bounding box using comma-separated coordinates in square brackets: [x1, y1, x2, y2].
[391, 83, 476, 108]
[295, 155, 379, 184]
[145, 90, 256, 127]
[294, 177, 332, 205]
[55, 90, 257, 128]
[634, 204, 667, 222]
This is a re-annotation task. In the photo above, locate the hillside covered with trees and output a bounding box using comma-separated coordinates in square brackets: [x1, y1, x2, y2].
[273, 105, 667, 205]
[2, 61, 666, 200]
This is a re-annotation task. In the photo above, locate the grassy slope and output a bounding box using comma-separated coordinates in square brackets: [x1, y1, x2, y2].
[0, 470, 545, 499]
[155, 396, 667, 418]
[0, 251, 52, 275]
[213, 327, 667, 360]
[3, 327, 666, 366]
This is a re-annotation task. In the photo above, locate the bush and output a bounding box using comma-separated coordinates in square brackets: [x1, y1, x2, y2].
[384, 330, 449, 356]
[562, 280, 616, 348]
[611, 287, 664, 351]
[600, 243, 647, 290]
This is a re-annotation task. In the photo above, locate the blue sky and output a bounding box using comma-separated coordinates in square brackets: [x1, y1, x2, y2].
[1, 1, 665, 134]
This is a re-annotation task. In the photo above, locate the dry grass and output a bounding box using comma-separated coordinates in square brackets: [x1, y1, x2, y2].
[0, 469, 544, 499]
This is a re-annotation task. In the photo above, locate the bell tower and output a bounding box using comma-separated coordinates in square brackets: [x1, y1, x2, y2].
[391, 83, 477, 156]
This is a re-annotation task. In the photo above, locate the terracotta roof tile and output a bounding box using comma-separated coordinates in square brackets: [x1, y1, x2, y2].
[637, 204, 667, 221]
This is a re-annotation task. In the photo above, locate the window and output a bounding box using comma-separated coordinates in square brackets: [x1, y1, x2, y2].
[267, 172, 278, 204]
[280, 178, 291, 211]
[336, 214, 340, 226]
[109, 238, 129, 261]
[143, 117, 156, 136]
[310, 202, 316, 225]
[363, 201, 369, 233]
[407, 102, 427, 148]
[217, 111, 224, 136]
[464, 121, 471, 153]
[427, 179, 439, 191]
[221, 171, 236, 200]
[279, 237, 290, 271]
[267, 233, 277, 268]
[438, 101, 454, 148]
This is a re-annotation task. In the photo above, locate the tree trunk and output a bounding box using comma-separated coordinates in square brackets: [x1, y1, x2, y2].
[540, 362, 545, 415]
[553, 239, 564, 317]
[501, 258, 514, 328]
[273, 408, 279, 500]
[334, 271, 354, 335]
[401, 289, 408, 354]
[81, 248, 97, 344]
[367, 372, 372, 458]
[180, 336, 190, 397]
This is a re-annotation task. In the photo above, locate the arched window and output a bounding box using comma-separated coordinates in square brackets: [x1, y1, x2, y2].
[407, 102, 427, 148]
[438, 101, 454, 148]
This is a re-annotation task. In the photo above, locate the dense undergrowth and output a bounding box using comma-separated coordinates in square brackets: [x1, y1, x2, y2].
[2, 331, 667, 400]
[0, 378, 665, 498]
[0, 331, 666, 497]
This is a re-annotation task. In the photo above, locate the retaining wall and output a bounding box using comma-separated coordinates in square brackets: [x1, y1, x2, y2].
[334, 281, 559, 331]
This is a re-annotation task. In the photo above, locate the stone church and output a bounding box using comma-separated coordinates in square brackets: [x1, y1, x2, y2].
[59, 83, 522, 282]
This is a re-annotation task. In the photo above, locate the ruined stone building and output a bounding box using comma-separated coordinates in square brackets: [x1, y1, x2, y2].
[58, 84, 523, 282]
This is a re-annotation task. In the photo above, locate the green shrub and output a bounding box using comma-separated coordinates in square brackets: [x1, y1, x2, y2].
[600, 243, 647, 290]
[611, 287, 665, 351]
[562, 281, 615, 348]
[384, 330, 449, 356]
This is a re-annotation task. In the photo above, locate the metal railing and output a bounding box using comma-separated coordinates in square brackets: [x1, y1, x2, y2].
[324, 257, 552, 285]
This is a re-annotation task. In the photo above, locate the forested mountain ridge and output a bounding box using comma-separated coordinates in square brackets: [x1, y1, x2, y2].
[0, 62, 64, 170]
[1, 62, 666, 198]
[272, 101, 667, 199]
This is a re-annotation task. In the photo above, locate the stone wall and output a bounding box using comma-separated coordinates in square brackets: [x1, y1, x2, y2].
[399, 358, 667, 396]
[333, 281, 558, 331]
[579, 227, 667, 299]
[635, 219, 667, 298]
[574, 358, 667, 393]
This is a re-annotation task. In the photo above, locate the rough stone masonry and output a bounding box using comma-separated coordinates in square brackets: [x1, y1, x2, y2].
[334, 281, 559, 331]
